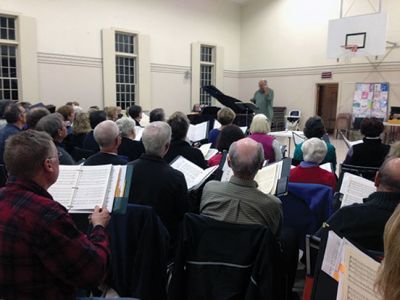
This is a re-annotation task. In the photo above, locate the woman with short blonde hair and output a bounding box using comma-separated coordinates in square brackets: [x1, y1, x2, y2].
[249, 114, 281, 163]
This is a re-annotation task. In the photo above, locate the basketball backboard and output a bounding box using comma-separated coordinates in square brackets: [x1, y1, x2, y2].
[327, 12, 387, 59]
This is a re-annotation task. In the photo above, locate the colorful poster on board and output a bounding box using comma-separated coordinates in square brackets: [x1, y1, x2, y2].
[352, 82, 389, 120]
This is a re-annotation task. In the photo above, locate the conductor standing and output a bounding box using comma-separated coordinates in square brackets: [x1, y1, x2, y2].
[251, 79, 274, 122]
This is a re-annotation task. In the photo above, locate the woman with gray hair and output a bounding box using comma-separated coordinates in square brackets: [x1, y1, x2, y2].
[289, 138, 336, 190]
[116, 117, 145, 162]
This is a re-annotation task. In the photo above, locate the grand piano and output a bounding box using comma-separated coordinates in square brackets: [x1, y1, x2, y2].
[188, 85, 257, 127]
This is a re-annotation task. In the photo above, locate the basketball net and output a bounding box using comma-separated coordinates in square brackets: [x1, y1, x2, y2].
[340, 44, 359, 64]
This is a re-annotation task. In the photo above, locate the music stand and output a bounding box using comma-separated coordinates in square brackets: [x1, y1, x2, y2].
[235, 102, 258, 128]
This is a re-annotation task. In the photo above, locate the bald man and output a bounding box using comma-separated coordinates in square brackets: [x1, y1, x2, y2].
[250, 79, 274, 122]
[317, 157, 400, 251]
[84, 120, 127, 166]
[200, 138, 282, 235]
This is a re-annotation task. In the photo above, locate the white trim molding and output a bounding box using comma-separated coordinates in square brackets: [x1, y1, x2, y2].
[37, 52, 102, 68]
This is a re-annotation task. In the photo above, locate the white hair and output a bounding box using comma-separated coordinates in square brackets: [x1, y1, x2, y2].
[116, 117, 135, 138]
[94, 120, 120, 148]
[301, 138, 327, 164]
[142, 121, 171, 157]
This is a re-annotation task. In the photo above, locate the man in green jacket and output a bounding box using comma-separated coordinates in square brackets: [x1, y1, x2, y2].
[251, 79, 274, 122]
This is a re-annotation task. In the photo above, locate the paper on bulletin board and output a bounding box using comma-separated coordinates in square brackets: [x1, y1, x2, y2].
[352, 83, 388, 120]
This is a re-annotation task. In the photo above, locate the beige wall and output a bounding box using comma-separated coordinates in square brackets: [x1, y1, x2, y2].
[2, 0, 241, 111]
[3, 0, 400, 118]
[239, 0, 400, 124]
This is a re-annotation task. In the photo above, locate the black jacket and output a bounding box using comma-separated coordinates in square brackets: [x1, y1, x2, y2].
[117, 137, 145, 162]
[83, 152, 128, 166]
[168, 213, 284, 300]
[128, 154, 188, 254]
[82, 131, 100, 152]
[317, 191, 400, 251]
[164, 139, 207, 169]
[344, 138, 390, 168]
[107, 204, 169, 299]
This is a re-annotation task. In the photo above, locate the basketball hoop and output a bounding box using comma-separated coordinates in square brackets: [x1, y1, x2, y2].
[339, 44, 359, 64]
[346, 44, 359, 53]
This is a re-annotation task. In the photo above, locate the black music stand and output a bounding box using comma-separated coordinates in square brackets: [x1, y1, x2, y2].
[235, 102, 258, 128]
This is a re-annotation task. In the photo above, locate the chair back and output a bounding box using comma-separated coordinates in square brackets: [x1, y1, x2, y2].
[168, 213, 284, 300]
[280, 183, 333, 250]
[107, 204, 169, 300]
[337, 164, 379, 187]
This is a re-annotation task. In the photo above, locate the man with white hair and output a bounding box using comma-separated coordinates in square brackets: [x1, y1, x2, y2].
[289, 137, 336, 190]
[84, 120, 127, 165]
[250, 79, 274, 121]
[127, 121, 188, 255]
[200, 137, 282, 235]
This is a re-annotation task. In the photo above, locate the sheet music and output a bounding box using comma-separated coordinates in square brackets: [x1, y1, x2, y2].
[340, 173, 376, 208]
[116, 165, 127, 197]
[204, 149, 218, 160]
[48, 165, 81, 209]
[199, 143, 211, 157]
[134, 126, 144, 141]
[72, 165, 112, 210]
[337, 243, 381, 300]
[104, 165, 121, 212]
[320, 162, 333, 173]
[321, 231, 345, 281]
[192, 166, 218, 190]
[221, 158, 233, 182]
[188, 121, 208, 142]
[213, 119, 221, 129]
[170, 156, 203, 189]
[254, 162, 281, 195]
[199, 144, 218, 160]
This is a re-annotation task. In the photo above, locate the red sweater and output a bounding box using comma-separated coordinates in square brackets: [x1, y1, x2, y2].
[289, 165, 337, 191]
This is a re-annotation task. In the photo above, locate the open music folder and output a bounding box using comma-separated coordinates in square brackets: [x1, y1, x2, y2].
[48, 164, 132, 213]
[187, 121, 209, 142]
[170, 155, 218, 191]
[311, 229, 382, 300]
[339, 173, 376, 208]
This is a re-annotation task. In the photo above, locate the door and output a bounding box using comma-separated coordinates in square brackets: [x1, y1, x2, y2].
[316, 84, 338, 134]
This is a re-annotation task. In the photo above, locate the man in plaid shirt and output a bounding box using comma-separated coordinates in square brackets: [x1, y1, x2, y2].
[0, 130, 111, 299]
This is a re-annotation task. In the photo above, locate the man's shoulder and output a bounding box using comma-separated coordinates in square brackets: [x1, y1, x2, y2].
[204, 179, 226, 189]
[130, 156, 186, 180]
[1, 187, 67, 223]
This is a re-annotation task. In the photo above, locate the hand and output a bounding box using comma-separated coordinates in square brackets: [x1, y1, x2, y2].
[89, 206, 111, 228]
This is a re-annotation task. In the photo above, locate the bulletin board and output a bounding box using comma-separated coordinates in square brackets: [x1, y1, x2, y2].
[352, 82, 389, 120]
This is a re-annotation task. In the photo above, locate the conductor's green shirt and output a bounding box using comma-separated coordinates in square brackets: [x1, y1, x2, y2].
[251, 89, 274, 122]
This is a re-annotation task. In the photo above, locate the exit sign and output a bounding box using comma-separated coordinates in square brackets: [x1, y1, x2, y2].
[321, 72, 332, 79]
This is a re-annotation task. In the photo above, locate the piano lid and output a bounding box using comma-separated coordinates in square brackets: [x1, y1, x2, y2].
[202, 85, 256, 114]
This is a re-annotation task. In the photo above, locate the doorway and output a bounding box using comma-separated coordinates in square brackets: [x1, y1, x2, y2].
[316, 83, 338, 134]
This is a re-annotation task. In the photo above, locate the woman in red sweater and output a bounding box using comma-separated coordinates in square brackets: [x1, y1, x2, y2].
[289, 137, 337, 191]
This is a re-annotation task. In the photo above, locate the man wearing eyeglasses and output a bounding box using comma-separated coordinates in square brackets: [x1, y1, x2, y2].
[0, 130, 111, 299]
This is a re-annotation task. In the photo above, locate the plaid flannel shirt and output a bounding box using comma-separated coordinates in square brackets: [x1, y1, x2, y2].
[0, 177, 110, 299]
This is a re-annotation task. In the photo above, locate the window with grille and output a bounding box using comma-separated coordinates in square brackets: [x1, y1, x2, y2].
[115, 32, 136, 109]
[200, 45, 215, 106]
[0, 16, 18, 101]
